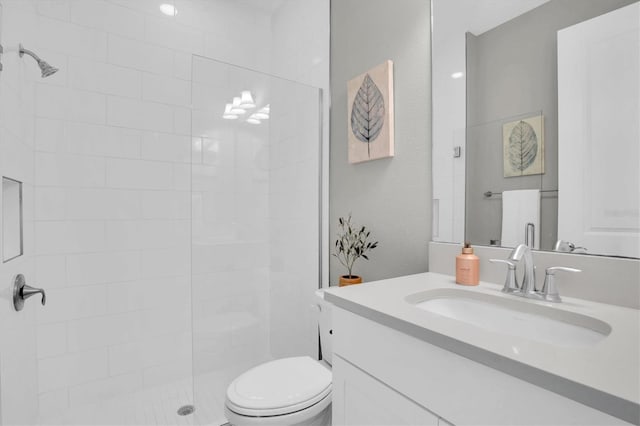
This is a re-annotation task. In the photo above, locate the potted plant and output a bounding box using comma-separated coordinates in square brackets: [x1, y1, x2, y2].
[333, 214, 378, 286]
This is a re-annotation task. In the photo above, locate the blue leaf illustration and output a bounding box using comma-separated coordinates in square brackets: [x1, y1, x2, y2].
[508, 120, 538, 172]
[351, 74, 385, 157]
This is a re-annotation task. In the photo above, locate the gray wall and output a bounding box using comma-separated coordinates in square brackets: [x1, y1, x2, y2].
[465, 0, 635, 250]
[329, 0, 431, 284]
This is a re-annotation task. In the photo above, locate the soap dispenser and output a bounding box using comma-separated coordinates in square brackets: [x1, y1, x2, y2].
[456, 243, 479, 286]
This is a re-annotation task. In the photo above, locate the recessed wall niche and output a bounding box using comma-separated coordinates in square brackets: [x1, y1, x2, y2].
[2, 177, 23, 262]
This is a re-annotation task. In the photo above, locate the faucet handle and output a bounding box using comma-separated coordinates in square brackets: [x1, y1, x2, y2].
[489, 259, 519, 293]
[541, 266, 581, 303]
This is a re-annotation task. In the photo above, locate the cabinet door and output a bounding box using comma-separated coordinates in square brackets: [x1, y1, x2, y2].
[333, 355, 438, 426]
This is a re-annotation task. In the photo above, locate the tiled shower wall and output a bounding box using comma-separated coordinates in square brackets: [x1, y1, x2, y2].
[268, 0, 329, 360]
[0, 0, 328, 422]
[0, 0, 39, 422]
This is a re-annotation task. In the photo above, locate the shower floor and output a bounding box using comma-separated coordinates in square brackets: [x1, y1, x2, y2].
[38, 378, 196, 426]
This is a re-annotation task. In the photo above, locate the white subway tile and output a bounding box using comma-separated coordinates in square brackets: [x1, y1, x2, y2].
[65, 188, 142, 220]
[36, 1, 70, 21]
[35, 255, 68, 289]
[107, 34, 173, 75]
[106, 280, 146, 314]
[34, 118, 65, 153]
[65, 122, 141, 159]
[68, 372, 142, 407]
[173, 164, 190, 191]
[140, 132, 190, 163]
[105, 276, 185, 315]
[68, 57, 142, 99]
[37, 322, 67, 359]
[142, 73, 190, 107]
[66, 311, 142, 352]
[37, 285, 108, 324]
[106, 96, 174, 133]
[142, 357, 192, 387]
[105, 0, 169, 16]
[66, 251, 141, 286]
[36, 152, 105, 187]
[69, 0, 145, 40]
[109, 332, 190, 377]
[36, 16, 108, 61]
[34, 187, 66, 221]
[37, 388, 69, 422]
[105, 220, 176, 250]
[140, 190, 189, 220]
[173, 106, 191, 135]
[140, 248, 188, 278]
[36, 85, 106, 125]
[35, 221, 105, 255]
[173, 51, 192, 81]
[38, 349, 108, 393]
[105, 158, 173, 190]
[145, 15, 204, 54]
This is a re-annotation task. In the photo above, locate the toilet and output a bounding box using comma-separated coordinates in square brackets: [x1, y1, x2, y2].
[224, 290, 333, 426]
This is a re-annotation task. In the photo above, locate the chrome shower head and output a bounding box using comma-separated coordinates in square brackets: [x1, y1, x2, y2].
[39, 60, 59, 78]
[19, 44, 59, 78]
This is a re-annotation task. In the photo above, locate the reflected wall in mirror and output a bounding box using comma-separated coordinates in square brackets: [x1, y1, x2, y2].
[2, 177, 24, 262]
[432, 0, 640, 258]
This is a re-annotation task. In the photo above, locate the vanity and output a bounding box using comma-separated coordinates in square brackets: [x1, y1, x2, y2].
[324, 273, 640, 426]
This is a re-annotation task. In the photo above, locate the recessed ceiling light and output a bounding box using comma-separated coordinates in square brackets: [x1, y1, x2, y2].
[246, 118, 261, 125]
[230, 97, 246, 114]
[239, 91, 256, 108]
[451, 72, 464, 79]
[160, 4, 177, 16]
[223, 104, 239, 120]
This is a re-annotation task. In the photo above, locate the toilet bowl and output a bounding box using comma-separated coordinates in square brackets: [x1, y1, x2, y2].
[224, 290, 333, 426]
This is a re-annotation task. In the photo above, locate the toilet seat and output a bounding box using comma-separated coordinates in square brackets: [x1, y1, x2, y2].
[225, 356, 332, 417]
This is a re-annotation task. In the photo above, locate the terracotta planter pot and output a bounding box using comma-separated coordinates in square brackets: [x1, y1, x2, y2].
[339, 275, 363, 287]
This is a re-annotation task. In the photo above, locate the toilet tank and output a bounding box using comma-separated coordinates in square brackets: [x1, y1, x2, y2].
[315, 289, 333, 365]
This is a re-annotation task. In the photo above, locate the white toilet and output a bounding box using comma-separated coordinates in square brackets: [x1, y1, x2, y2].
[224, 290, 333, 426]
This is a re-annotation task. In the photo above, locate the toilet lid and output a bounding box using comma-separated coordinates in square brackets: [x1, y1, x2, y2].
[226, 356, 332, 417]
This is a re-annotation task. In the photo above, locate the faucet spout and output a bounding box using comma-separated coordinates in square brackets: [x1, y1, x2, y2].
[509, 244, 536, 294]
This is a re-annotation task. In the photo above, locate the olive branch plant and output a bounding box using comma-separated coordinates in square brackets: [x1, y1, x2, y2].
[332, 214, 379, 278]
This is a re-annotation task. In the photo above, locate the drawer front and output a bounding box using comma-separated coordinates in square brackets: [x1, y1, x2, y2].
[332, 355, 439, 426]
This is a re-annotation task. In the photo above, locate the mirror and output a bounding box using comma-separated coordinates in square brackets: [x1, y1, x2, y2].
[2, 177, 24, 262]
[432, 0, 640, 258]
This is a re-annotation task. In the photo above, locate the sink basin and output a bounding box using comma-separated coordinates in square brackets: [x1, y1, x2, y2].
[406, 289, 611, 347]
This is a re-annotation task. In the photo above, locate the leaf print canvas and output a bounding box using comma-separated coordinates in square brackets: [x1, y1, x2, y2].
[347, 60, 394, 163]
[503, 115, 544, 177]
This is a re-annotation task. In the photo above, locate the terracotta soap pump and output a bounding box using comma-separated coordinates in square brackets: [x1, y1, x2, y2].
[456, 243, 479, 286]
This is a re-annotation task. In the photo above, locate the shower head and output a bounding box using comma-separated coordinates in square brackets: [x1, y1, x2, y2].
[38, 60, 59, 78]
[19, 44, 59, 78]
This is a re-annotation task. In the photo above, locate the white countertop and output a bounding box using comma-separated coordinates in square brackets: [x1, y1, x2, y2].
[324, 272, 640, 424]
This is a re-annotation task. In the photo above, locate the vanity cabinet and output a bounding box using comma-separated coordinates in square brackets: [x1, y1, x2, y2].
[332, 356, 439, 425]
[331, 306, 630, 426]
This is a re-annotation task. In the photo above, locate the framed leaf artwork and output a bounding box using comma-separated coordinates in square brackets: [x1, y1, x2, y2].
[347, 60, 395, 163]
[502, 114, 544, 177]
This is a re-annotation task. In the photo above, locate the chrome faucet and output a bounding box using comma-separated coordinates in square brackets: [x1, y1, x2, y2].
[508, 244, 536, 295]
[490, 244, 581, 303]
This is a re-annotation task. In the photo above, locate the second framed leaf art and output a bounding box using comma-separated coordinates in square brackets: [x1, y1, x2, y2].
[347, 60, 395, 164]
[502, 114, 545, 177]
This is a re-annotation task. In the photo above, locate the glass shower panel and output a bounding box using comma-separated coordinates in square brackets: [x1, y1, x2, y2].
[190, 57, 322, 425]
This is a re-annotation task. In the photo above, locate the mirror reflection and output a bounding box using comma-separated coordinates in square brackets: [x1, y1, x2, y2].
[432, 0, 639, 258]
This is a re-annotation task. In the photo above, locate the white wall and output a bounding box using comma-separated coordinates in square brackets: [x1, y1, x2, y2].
[330, 0, 431, 283]
[0, 0, 328, 424]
